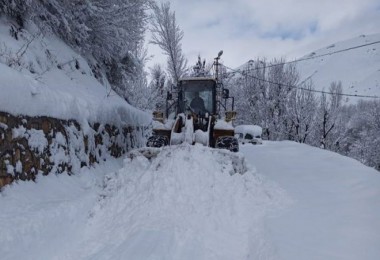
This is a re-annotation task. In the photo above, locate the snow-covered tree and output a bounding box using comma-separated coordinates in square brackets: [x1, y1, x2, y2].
[86, 0, 148, 62]
[148, 63, 167, 110]
[287, 82, 318, 143]
[190, 55, 209, 77]
[230, 58, 299, 140]
[0, 0, 31, 27]
[150, 1, 187, 83]
[228, 55, 379, 171]
[1, 0, 151, 102]
[229, 59, 268, 128]
[313, 81, 343, 149]
[264, 59, 298, 140]
[343, 100, 380, 170]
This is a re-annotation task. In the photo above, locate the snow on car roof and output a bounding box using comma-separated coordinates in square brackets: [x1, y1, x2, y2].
[235, 125, 262, 136]
[179, 77, 216, 81]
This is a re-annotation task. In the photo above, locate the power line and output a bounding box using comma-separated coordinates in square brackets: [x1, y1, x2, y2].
[223, 64, 380, 99]
[234, 40, 380, 72]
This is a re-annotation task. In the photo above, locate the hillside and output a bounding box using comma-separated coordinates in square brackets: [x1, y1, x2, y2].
[296, 33, 380, 103]
[0, 17, 150, 127]
[236, 33, 380, 103]
[1, 142, 379, 259]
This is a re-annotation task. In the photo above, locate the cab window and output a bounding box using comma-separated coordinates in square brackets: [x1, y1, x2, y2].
[244, 133, 253, 140]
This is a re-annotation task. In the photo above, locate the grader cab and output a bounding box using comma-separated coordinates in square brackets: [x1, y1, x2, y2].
[146, 53, 239, 153]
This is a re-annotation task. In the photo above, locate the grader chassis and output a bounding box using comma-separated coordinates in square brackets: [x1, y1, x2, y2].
[146, 52, 239, 153]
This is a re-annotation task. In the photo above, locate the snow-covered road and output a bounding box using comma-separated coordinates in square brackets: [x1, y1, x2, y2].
[1, 142, 379, 260]
[70, 145, 288, 260]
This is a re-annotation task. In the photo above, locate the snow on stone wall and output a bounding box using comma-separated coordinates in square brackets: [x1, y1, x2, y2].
[0, 111, 147, 188]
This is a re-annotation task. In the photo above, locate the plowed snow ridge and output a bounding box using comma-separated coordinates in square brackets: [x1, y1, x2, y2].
[79, 145, 290, 260]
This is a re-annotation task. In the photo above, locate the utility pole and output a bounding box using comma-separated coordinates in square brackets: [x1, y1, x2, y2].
[214, 50, 223, 115]
[214, 50, 223, 83]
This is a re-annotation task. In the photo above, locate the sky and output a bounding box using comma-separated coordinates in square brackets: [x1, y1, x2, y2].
[146, 0, 380, 70]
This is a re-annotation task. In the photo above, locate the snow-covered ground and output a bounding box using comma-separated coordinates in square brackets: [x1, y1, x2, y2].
[242, 141, 380, 260]
[1, 142, 379, 260]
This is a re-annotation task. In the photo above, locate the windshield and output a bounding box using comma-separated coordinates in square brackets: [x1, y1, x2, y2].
[179, 79, 216, 114]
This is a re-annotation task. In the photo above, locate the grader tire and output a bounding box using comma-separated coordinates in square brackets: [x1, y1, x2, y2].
[215, 136, 239, 152]
[146, 135, 169, 148]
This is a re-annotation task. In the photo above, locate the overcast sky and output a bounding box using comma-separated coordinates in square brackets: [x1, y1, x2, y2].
[147, 0, 380, 70]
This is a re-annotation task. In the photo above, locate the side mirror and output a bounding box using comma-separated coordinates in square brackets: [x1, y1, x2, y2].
[222, 88, 229, 99]
[225, 111, 236, 122]
[167, 91, 173, 100]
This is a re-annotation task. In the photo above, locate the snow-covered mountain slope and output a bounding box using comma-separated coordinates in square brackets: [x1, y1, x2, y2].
[0, 18, 150, 126]
[296, 34, 380, 103]
[236, 34, 380, 103]
[1, 142, 379, 260]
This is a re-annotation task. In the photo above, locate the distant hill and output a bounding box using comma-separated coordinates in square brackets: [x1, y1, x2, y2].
[296, 33, 380, 103]
[236, 34, 380, 103]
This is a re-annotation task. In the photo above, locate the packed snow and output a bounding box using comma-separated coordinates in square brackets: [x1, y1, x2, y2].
[1, 141, 379, 259]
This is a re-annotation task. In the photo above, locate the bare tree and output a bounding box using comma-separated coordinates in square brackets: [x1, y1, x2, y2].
[150, 1, 187, 83]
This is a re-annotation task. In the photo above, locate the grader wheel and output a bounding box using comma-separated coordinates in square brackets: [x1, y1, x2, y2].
[146, 135, 169, 148]
[215, 136, 239, 152]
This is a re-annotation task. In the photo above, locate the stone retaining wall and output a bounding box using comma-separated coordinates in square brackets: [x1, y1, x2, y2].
[0, 111, 146, 188]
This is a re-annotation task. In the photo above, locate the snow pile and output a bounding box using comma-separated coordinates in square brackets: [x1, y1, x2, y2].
[85, 144, 289, 260]
[0, 18, 150, 127]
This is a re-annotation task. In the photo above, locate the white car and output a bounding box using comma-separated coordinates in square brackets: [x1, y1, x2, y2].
[234, 125, 263, 145]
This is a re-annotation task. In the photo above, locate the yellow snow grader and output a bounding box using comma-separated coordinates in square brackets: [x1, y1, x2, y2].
[129, 52, 246, 174]
[146, 51, 239, 152]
